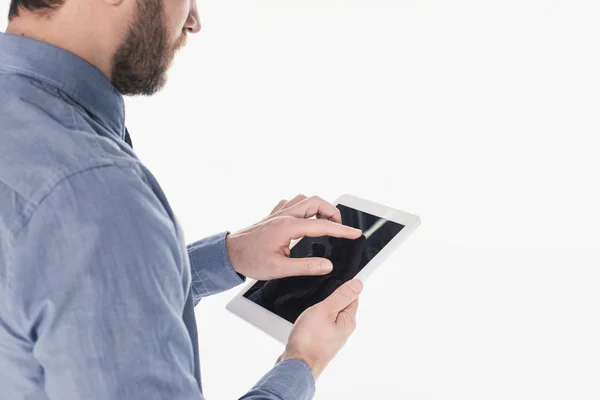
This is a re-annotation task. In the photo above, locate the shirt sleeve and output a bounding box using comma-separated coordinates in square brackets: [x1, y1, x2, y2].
[240, 359, 316, 400]
[187, 232, 245, 305]
[8, 165, 203, 400]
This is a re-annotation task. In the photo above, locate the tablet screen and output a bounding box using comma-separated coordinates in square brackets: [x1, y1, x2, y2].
[243, 204, 405, 323]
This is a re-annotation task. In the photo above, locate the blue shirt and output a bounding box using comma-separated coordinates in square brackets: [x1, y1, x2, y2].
[0, 32, 315, 400]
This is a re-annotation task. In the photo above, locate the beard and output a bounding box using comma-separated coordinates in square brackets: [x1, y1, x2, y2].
[111, 0, 187, 96]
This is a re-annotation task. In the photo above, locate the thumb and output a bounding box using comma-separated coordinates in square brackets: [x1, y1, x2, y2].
[322, 279, 363, 314]
[276, 256, 334, 277]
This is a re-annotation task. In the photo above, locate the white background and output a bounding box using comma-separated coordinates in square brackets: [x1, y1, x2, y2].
[3, 0, 600, 398]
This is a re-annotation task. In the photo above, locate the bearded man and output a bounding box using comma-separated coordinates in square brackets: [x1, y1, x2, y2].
[0, 1, 365, 399]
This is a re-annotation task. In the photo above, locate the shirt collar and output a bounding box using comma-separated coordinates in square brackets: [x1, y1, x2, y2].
[0, 32, 125, 138]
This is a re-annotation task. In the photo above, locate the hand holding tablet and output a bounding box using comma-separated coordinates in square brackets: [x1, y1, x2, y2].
[276, 278, 364, 380]
[226, 194, 421, 378]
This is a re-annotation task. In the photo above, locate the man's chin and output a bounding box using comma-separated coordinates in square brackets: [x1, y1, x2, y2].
[120, 71, 168, 96]
[113, 40, 186, 96]
[147, 73, 169, 96]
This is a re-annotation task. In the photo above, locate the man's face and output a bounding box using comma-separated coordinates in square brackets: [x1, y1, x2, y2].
[111, 0, 200, 96]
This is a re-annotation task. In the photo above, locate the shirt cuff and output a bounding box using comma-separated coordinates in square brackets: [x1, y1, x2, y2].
[246, 359, 316, 400]
[187, 231, 246, 301]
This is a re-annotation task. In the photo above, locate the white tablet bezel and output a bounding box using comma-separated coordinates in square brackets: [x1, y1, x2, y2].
[225, 193, 421, 344]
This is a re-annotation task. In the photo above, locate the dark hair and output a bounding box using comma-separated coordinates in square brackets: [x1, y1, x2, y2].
[8, 0, 65, 20]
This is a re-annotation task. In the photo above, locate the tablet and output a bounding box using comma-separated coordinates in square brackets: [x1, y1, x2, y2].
[226, 194, 421, 344]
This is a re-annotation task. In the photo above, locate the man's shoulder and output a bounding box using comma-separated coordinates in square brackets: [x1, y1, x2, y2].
[0, 111, 144, 242]
[0, 76, 136, 205]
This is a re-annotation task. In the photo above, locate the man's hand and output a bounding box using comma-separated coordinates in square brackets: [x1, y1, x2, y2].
[276, 279, 363, 380]
[225, 195, 362, 280]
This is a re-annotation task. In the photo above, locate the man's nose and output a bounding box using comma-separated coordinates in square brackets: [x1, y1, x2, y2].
[184, 13, 201, 34]
[185, 3, 201, 34]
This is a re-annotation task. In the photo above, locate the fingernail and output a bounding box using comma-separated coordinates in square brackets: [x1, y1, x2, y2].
[323, 261, 333, 273]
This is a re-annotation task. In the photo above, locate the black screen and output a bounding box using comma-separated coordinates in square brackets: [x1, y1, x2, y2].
[243, 204, 405, 323]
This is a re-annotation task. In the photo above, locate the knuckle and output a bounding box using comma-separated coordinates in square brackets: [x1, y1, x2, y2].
[310, 195, 323, 204]
[309, 204, 320, 219]
[304, 259, 314, 275]
[338, 287, 353, 304]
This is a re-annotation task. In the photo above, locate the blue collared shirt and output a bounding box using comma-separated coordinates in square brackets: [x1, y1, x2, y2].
[0, 32, 314, 400]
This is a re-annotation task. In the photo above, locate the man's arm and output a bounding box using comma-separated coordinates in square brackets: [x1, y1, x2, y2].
[7, 165, 316, 400]
[240, 359, 315, 400]
[187, 232, 245, 305]
[9, 165, 204, 399]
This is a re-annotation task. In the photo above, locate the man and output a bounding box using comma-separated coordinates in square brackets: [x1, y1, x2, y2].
[0, 0, 365, 399]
